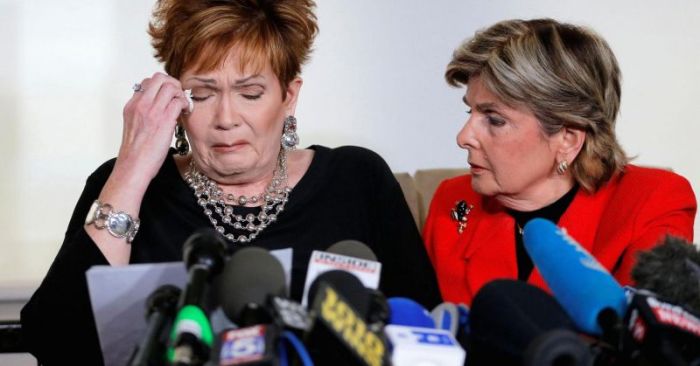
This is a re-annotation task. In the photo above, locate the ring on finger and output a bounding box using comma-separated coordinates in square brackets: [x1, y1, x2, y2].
[132, 83, 144, 93]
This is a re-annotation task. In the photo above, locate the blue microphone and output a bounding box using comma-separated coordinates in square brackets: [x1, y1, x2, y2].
[387, 298, 435, 328]
[385, 298, 466, 365]
[522, 218, 627, 335]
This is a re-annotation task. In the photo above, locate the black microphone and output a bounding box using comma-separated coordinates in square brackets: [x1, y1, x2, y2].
[632, 235, 700, 315]
[523, 328, 593, 366]
[621, 236, 700, 365]
[304, 270, 388, 366]
[212, 246, 309, 366]
[622, 289, 700, 366]
[219, 247, 287, 327]
[180, 229, 227, 309]
[306, 270, 372, 318]
[326, 240, 378, 261]
[128, 284, 181, 366]
[468, 279, 592, 366]
[167, 228, 226, 366]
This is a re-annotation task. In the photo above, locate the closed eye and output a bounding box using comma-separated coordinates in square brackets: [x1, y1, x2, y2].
[190, 87, 215, 102]
[242, 93, 263, 100]
[238, 84, 265, 101]
[191, 95, 211, 102]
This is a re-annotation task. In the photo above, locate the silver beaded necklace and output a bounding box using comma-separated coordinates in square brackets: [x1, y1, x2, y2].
[184, 150, 291, 244]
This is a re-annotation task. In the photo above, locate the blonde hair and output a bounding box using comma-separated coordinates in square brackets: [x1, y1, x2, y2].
[446, 19, 627, 192]
[148, 0, 318, 97]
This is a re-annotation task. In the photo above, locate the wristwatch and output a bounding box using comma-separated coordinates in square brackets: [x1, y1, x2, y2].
[85, 200, 140, 243]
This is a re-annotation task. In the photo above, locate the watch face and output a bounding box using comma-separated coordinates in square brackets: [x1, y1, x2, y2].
[107, 212, 133, 237]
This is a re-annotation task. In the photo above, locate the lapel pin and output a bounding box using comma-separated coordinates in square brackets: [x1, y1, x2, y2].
[451, 200, 473, 234]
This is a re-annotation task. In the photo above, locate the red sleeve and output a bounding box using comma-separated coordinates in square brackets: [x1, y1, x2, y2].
[613, 172, 696, 285]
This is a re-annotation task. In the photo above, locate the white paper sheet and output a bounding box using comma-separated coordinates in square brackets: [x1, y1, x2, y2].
[86, 248, 293, 366]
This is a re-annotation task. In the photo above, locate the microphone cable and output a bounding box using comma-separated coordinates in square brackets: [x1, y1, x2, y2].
[279, 330, 314, 366]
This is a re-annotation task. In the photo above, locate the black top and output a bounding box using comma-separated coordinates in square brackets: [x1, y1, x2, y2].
[509, 185, 579, 280]
[21, 145, 441, 365]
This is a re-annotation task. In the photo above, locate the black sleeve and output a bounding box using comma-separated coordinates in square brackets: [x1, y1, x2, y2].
[20, 160, 115, 365]
[347, 147, 443, 309]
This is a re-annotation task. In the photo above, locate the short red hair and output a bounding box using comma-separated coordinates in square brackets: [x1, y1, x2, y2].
[148, 0, 318, 95]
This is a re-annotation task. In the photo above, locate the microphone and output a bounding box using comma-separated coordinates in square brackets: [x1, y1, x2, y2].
[632, 235, 700, 315]
[168, 305, 216, 365]
[384, 299, 466, 366]
[365, 289, 390, 330]
[301, 240, 382, 307]
[306, 270, 372, 318]
[522, 218, 627, 336]
[210, 325, 280, 366]
[167, 228, 226, 365]
[432, 302, 471, 352]
[219, 247, 287, 327]
[306, 240, 386, 328]
[522, 329, 594, 366]
[179, 228, 227, 308]
[622, 236, 700, 364]
[623, 289, 700, 366]
[213, 247, 285, 365]
[326, 240, 378, 261]
[386, 297, 435, 328]
[307, 268, 392, 333]
[304, 270, 387, 366]
[468, 279, 591, 366]
[430, 302, 471, 358]
[128, 284, 181, 366]
[384, 325, 466, 366]
[307, 269, 389, 335]
[212, 246, 312, 366]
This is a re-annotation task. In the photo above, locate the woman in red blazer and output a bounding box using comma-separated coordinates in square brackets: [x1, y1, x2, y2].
[423, 18, 697, 305]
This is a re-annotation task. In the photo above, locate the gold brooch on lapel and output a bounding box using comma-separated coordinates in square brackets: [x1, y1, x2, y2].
[451, 200, 473, 234]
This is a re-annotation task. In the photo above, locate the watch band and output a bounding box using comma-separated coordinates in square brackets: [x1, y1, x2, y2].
[85, 200, 140, 243]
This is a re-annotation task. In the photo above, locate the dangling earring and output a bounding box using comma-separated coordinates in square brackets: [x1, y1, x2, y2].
[175, 125, 189, 156]
[281, 115, 299, 151]
[556, 160, 569, 175]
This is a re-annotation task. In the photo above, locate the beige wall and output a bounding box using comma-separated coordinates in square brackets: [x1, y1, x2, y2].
[1, 0, 699, 294]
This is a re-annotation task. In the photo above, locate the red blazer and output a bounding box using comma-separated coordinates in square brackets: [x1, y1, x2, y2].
[423, 165, 697, 305]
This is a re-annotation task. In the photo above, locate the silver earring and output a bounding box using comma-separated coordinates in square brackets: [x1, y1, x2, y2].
[281, 115, 299, 151]
[175, 125, 189, 156]
[556, 160, 569, 175]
